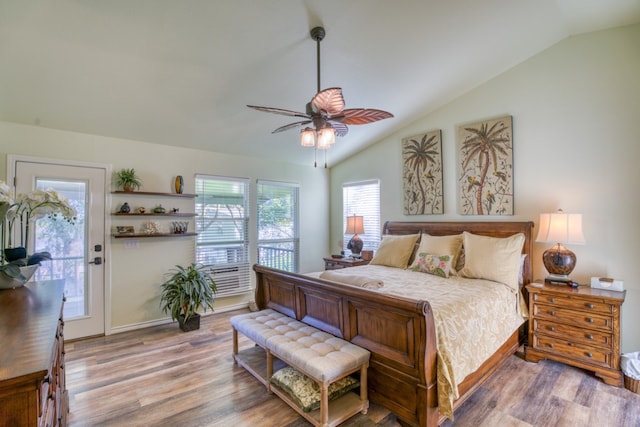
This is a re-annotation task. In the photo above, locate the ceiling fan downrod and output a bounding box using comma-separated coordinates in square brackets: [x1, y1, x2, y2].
[310, 26, 325, 94]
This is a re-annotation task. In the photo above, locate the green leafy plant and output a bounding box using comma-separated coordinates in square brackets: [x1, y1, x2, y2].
[116, 168, 142, 192]
[159, 263, 217, 324]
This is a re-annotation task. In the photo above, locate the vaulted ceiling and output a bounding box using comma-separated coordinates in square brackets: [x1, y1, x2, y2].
[1, 0, 639, 166]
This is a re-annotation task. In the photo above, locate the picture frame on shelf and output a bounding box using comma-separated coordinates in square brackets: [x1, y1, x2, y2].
[116, 226, 135, 235]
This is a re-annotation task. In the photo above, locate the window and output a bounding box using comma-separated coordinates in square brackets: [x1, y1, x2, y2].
[343, 180, 381, 253]
[195, 175, 251, 296]
[257, 180, 299, 272]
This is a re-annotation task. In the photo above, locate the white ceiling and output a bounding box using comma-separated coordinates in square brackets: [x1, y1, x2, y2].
[1, 0, 639, 167]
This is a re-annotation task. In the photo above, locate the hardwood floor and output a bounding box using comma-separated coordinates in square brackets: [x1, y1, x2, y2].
[65, 309, 640, 426]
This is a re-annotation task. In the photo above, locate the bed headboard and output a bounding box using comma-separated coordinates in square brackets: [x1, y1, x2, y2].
[382, 221, 535, 285]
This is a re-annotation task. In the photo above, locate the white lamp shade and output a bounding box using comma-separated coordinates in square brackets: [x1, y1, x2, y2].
[317, 126, 336, 149]
[300, 128, 316, 147]
[345, 215, 365, 235]
[536, 210, 585, 245]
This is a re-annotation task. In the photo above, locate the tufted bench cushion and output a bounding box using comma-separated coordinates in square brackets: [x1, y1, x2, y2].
[231, 309, 370, 382]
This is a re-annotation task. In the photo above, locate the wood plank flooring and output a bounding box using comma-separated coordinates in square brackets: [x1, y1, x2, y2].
[65, 309, 640, 426]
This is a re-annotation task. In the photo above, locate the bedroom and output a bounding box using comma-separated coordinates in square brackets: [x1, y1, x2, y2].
[0, 1, 639, 425]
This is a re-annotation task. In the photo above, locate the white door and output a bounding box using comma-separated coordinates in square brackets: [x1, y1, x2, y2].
[12, 157, 107, 339]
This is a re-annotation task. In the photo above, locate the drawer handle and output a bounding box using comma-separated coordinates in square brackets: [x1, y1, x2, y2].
[586, 334, 594, 340]
[586, 318, 594, 323]
[549, 326, 555, 332]
[549, 297, 555, 303]
[586, 352, 593, 358]
[548, 343, 554, 349]
[549, 311, 555, 316]
[586, 303, 594, 309]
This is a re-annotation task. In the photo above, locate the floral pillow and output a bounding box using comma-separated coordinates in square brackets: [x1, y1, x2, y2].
[409, 253, 453, 278]
[270, 366, 360, 412]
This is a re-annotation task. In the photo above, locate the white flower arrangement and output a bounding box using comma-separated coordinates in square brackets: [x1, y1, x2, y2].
[0, 181, 77, 278]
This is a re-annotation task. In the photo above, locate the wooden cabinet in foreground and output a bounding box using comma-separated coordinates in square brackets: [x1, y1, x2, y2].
[0, 280, 68, 426]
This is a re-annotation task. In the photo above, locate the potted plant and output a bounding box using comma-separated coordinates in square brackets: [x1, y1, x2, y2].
[159, 263, 217, 331]
[116, 168, 142, 192]
[0, 181, 77, 288]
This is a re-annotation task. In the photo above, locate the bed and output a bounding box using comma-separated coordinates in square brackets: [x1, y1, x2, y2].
[253, 221, 533, 426]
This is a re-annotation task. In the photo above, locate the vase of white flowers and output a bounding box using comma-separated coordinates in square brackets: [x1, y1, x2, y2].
[0, 181, 77, 289]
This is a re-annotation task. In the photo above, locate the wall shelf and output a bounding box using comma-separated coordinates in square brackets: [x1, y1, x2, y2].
[112, 232, 197, 239]
[111, 191, 197, 198]
[112, 213, 196, 217]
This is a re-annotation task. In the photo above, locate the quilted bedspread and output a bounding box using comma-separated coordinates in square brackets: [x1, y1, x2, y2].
[311, 265, 527, 419]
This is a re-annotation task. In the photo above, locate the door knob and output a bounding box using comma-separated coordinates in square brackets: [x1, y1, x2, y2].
[88, 257, 102, 265]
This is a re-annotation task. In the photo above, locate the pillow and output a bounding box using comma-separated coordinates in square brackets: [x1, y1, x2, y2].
[270, 366, 360, 412]
[459, 231, 525, 292]
[518, 254, 527, 285]
[370, 234, 420, 269]
[409, 253, 453, 278]
[409, 233, 463, 271]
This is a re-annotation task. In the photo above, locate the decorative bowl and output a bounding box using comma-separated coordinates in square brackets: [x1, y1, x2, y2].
[0, 265, 39, 290]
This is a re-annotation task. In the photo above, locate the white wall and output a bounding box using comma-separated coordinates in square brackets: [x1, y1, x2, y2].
[330, 23, 640, 353]
[0, 122, 329, 331]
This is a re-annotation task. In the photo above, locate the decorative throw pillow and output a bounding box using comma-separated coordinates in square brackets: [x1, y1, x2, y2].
[270, 367, 360, 412]
[408, 233, 463, 272]
[459, 231, 525, 292]
[409, 253, 453, 278]
[369, 234, 420, 269]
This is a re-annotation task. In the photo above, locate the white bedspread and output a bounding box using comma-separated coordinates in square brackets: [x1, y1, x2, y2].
[311, 264, 526, 419]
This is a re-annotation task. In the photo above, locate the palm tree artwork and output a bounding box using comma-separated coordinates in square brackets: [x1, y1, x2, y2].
[457, 116, 513, 215]
[402, 130, 443, 215]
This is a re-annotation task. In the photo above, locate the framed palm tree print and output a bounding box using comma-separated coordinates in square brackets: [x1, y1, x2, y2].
[402, 130, 443, 215]
[457, 116, 513, 215]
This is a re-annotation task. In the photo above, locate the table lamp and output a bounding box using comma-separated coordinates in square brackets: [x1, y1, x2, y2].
[345, 215, 365, 258]
[536, 209, 585, 284]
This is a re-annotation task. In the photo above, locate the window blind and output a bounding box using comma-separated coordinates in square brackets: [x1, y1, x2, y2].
[342, 179, 381, 253]
[195, 175, 251, 297]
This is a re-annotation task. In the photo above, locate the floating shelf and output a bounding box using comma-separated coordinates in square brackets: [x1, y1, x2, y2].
[112, 232, 197, 239]
[112, 191, 196, 198]
[112, 213, 196, 217]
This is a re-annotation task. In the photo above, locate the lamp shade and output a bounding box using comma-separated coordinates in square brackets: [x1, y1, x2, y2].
[300, 127, 316, 147]
[536, 210, 585, 245]
[345, 215, 365, 235]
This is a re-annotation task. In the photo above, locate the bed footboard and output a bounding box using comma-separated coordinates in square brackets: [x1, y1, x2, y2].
[253, 264, 438, 426]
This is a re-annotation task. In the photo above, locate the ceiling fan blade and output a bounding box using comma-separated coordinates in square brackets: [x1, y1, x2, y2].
[310, 87, 345, 116]
[247, 105, 309, 118]
[272, 120, 312, 134]
[340, 109, 394, 125]
[329, 122, 349, 137]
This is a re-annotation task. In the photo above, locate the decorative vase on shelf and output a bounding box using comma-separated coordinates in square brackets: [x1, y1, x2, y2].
[175, 175, 184, 194]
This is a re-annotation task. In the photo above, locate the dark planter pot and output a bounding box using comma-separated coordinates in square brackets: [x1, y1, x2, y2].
[178, 313, 200, 332]
[4, 247, 27, 262]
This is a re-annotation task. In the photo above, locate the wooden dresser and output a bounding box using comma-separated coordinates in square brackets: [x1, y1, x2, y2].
[0, 280, 68, 426]
[525, 282, 626, 387]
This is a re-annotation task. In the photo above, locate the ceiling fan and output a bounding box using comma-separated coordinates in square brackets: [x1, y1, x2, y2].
[248, 26, 393, 167]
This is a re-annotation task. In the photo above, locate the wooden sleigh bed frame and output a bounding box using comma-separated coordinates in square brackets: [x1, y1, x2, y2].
[253, 221, 534, 426]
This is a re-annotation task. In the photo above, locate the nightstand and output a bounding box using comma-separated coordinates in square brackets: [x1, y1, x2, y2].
[323, 257, 369, 270]
[524, 282, 626, 386]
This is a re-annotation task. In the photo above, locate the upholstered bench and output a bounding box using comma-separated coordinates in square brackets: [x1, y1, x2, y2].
[231, 309, 370, 427]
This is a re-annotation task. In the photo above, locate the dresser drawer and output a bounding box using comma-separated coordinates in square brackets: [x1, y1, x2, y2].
[532, 292, 613, 314]
[532, 303, 614, 332]
[532, 334, 612, 367]
[532, 319, 613, 347]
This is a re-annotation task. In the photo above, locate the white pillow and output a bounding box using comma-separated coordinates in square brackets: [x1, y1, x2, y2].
[459, 231, 525, 292]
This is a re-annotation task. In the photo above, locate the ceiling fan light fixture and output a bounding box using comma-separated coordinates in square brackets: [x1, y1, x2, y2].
[300, 127, 316, 147]
[317, 125, 335, 149]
